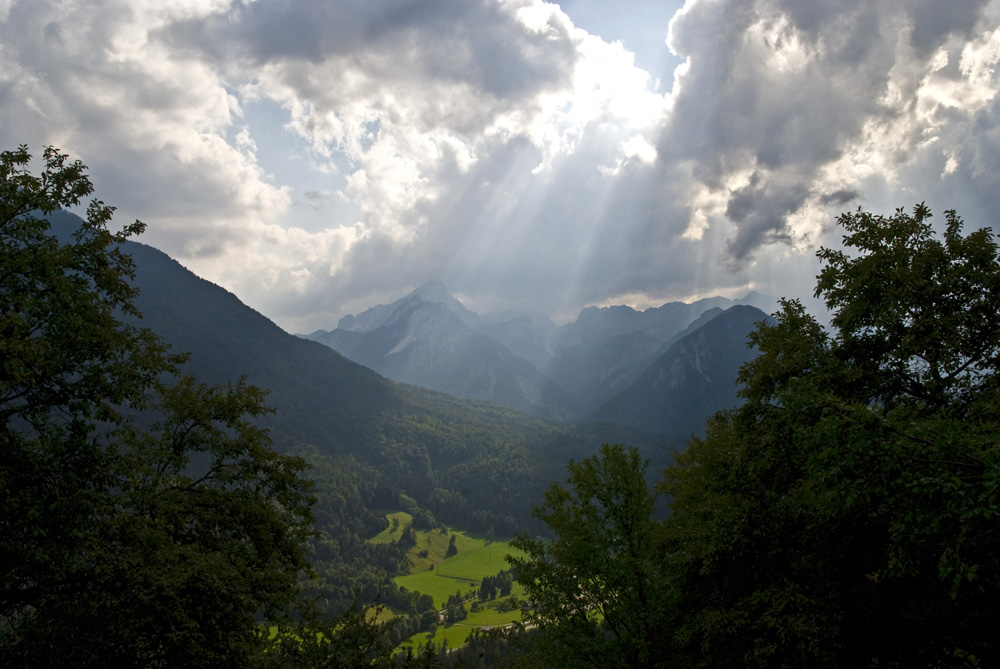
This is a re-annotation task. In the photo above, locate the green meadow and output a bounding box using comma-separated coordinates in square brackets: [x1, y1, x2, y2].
[404, 604, 525, 652]
[395, 532, 523, 609]
[367, 512, 531, 650]
[369, 510, 527, 609]
[369, 511, 413, 544]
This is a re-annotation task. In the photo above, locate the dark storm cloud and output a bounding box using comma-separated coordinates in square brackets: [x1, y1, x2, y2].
[724, 175, 806, 262]
[162, 0, 576, 101]
[253, 0, 998, 328]
[909, 0, 992, 55]
[819, 189, 862, 208]
[659, 0, 999, 265]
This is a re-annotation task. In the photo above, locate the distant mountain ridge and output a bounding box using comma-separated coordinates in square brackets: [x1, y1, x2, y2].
[311, 299, 582, 421]
[304, 281, 776, 432]
[334, 280, 482, 333]
[44, 210, 637, 535]
[590, 305, 771, 436]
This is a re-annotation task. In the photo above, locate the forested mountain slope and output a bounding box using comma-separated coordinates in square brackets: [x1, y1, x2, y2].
[589, 305, 769, 436]
[43, 212, 675, 539]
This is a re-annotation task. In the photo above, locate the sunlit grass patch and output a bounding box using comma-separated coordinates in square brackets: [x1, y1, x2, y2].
[395, 530, 526, 608]
[400, 599, 526, 651]
[368, 511, 413, 544]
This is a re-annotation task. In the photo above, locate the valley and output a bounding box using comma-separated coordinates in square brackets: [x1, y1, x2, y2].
[9, 184, 996, 668]
[108, 209, 774, 629]
[21, 210, 780, 661]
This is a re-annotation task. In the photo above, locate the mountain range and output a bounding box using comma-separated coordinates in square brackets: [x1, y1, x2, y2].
[37, 207, 785, 628]
[47, 210, 774, 532]
[303, 280, 775, 431]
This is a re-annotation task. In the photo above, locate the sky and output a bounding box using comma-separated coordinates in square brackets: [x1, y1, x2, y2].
[2, 0, 999, 332]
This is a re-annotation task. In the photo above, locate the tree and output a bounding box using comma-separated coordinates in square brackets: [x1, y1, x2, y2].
[660, 204, 1000, 667]
[508, 444, 668, 669]
[0, 146, 315, 666]
[418, 593, 436, 613]
[258, 603, 398, 669]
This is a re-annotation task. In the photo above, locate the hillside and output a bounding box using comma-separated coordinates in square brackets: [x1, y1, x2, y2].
[126, 240, 397, 456]
[589, 305, 769, 436]
[43, 212, 673, 532]
[120, 239, 571, 531]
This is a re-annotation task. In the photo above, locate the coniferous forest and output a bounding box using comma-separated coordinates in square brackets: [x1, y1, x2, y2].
[3, 146, 999, 667]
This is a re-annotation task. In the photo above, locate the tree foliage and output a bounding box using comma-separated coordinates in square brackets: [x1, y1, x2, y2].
[513, 204, 1000, 668]
[0, 146, 315, 666]
[258, 603, 399, 669]
[509, 444, 668, 669]
[661, 204, 1000, 667]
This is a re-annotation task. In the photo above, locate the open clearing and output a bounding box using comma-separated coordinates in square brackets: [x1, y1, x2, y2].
[395, 530, 524, 609]
[367, 511, 527, 609]
[369, 511, 413, 544]
[403, 606, 524, 652]
[367, 512, 531, 650]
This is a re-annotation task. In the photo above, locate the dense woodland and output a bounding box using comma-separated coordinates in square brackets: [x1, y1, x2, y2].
[3, 145, 998, 667]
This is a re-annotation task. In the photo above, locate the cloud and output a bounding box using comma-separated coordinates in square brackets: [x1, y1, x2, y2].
[0, 0, 289, 256]
[0, 0, 997, 333]
[156, 0, 675, 327]
[644, 0, 1000, 270]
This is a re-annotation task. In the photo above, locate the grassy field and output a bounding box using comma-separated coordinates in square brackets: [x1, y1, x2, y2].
[394, 531, 526, 609]
[368, 511, 413, 544]
[400, 599, 525, 652]
[461, 605, 525, 627]
[366, 513, 532, 651]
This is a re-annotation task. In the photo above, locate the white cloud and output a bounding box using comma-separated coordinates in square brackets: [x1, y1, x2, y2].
[0, 0, 291, 261]
[1, 0, 998, 333]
